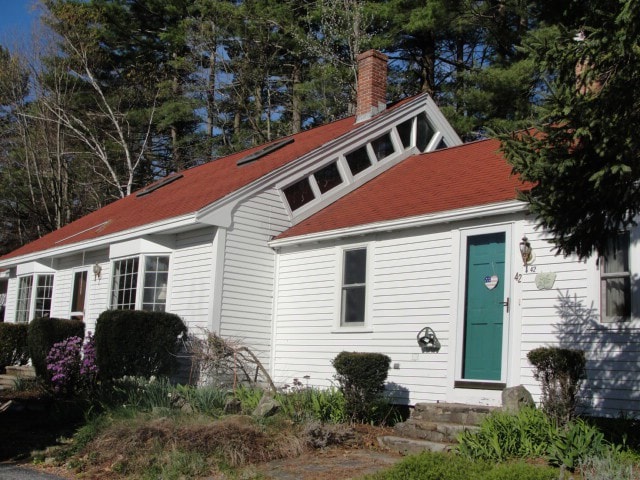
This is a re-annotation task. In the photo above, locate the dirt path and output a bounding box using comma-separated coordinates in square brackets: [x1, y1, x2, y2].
[254, 448, 402, 480]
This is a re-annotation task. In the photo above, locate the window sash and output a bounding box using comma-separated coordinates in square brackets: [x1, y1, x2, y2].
[111, 257, 139, 310]
[601, 232, 631, 322]
[341, 248, 367, 325]
[34, 274, 54, 318]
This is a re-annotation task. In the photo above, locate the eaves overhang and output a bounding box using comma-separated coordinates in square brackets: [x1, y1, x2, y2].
[268, 200, 527, 248]
[0, 213, 199, 269]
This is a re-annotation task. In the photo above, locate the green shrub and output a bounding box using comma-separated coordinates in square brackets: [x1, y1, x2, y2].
[527, 347, 586, 425]
[27, 317, 85, 379]
[547, 418, 607, 471]
[457, 408, 555, 462]
[363, 451, 557, 480]
[275, 387, 347, 424]
[94, 310, 187, 380]
[332, 351, 391, 422]
[0, 322, 29, 372]
[580, 449, 638, 480]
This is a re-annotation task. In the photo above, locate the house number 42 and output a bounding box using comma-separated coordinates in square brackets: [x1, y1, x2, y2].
[514, 267, 536, 283]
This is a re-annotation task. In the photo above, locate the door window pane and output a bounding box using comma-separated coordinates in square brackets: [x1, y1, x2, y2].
[71, 271, 88, 320]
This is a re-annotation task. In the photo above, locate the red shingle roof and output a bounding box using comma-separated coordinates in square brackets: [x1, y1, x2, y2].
[277, 138, 529, 239]
[1, 114, 363, 260]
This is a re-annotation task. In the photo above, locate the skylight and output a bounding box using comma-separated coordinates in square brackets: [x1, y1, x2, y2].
[136, 174, 184, 197]
[237, 138, 294, 166]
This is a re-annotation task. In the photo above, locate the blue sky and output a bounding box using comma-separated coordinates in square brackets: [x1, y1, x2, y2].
[0, 0, 40, 49]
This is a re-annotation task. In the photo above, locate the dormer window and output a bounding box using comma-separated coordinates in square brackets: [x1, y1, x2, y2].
[397, 118, 413, 149]
[314, 162, 343, 194]
[345, 146, 371, 176]
[371, 133, 395, 160]
[284, 177, 315, 211]
[416, 112, 435, 152]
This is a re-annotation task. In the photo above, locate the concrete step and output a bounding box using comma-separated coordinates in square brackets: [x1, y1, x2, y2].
[410, 402, 496, 426]
[0, 374, 17, 388]
[378, 435, 454, 455]
[386, 402, 496, 453]
[5, 365, 36, 378]
[394, 419, 479, 444]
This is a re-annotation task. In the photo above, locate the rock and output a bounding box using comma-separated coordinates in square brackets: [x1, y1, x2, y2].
[502, 385, 535, 413]
[252, 394, 280, 418]
[224, 397, 242, 414]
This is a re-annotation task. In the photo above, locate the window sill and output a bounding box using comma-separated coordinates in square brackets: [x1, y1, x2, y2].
[331, 327, 373, 334]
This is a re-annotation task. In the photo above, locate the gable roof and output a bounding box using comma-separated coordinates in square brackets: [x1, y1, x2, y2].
[1, 114, 369, 262]
[276, 138, 529, 240]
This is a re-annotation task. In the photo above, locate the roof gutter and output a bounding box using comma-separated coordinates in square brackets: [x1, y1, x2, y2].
[269, 200, 527, 248]
[0, 213, 199, 268]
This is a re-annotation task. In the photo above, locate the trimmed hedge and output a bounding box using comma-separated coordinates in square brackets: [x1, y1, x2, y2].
[0, 323, 29, 373]
[94, 310, 187, 380]
[332, 351, 391, 422]
[527, 347, 586, 425]
[27, 317, 85, 379]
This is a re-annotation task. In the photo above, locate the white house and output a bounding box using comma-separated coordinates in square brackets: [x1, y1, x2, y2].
[1, 50, 638, 417]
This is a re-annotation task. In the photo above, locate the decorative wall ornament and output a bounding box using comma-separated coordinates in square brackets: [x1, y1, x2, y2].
[535, 272, 557, 290]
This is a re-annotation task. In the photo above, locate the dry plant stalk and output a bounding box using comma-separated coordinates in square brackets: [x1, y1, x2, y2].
[185, 331, 277, 393]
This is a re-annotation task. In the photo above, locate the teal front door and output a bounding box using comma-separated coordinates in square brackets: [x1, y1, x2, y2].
[462, 232, 506, 381]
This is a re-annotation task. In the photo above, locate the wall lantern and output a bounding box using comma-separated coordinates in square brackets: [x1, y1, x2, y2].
[417, 326, 441, 353]
[519, 237, 534, 271]
[93, 263, 102, 280]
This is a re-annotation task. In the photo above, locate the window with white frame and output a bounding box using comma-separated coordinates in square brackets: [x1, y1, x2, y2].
[15, 274, 54, 323]
[142, 256, 169, 312]
[601, 232, 631, 322]
[341, 248, 367, 325]
[111, 256, 169, 311]
[34, 274, 54, 318]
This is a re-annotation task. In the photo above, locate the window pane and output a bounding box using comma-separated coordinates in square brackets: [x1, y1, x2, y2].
[604, 233, 629, 273]
[371, 133, 395, 160]
[397, 119, 413, 149]
[284, 178, 314, 211]
[15, 276, 33, 323]
[342, 287, 366, 324]
[416, 112, 435, 152]
[314, 162, 342, 194]
[344, 249, 367, 285]
[436, 138, 447, 150]
[605, 277, 631, 318]
[345, 146, 371, 176]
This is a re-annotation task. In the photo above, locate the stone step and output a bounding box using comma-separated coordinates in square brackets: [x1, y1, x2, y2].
[393, 419, 479, 444]
[5, 365, 36, 378]
[410, 402, 496, 426]
[0, 374, 18, 388]
[378, 435, 454, 455]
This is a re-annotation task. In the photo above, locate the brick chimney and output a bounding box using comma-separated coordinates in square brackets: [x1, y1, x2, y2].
[356, 50, 388, 123]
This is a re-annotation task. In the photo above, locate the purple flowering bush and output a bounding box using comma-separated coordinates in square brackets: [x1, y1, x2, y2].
[46, 333, 99, 396]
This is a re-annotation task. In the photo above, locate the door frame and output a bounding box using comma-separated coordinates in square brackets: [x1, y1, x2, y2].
[454, 223, 513, 387]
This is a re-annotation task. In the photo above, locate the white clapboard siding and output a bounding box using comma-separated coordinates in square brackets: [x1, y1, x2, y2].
[169, 227, 217, 333]
[219, 189, 291, 370]
[272, 228, 453, 405]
